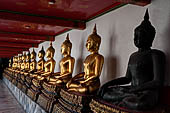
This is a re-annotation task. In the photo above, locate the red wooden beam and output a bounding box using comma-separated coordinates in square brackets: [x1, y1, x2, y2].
[0, 37, 43, 44]
[0, 47, 29, 52]
[0, 31, 55, 41]
[0, 41, 38, 48]
[116, 0, 151, 6]
[0, 53, 17, 56]
[0, 55, 12, 58]
[0, 51, 19, 54]
[0, 11, 86, 30]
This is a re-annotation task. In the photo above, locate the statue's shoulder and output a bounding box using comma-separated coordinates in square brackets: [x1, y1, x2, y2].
[129, 51, 138, 58]
[96, 53, 104, 60]
[151, 49, 165, 57]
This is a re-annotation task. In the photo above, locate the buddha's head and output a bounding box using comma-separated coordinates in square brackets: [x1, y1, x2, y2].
[22, 52, 26, 61]
[134, 9, 156, 49]
[31, 48, 36, 60]
[86, 24, 101, 53]
[13, 57, 15, 63]
[46, 42, 55, 59]
[38, 46, 45, 59]
[61, 34, 72, 56]
[14, 56, 18, 63]
[26, 51, 30, 61]
[19, 55, 22, 62]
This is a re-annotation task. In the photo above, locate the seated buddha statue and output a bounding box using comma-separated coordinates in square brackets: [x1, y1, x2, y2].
[14, 55, 22, 74]
[20, 53, 27, 74]
[25, 49, 37, 85]
[8, 59, 12, 68]
[35, 42, 56, 81]
[23, 51, 31, 75]
[31, 46, 45, 77]
[66, 25, 104, 94]
[47, 34, 75, 86]
[6, 58, 12, 72]
[28, 49, 37, 74]
[97, 10, 165, 110]
[10, 56, 18, 73]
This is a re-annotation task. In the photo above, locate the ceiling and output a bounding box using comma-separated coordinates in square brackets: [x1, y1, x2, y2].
[0, 0, 151, 58]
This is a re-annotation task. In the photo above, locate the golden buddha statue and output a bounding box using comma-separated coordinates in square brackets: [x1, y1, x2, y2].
[15, 54, 23, 74]
[7, 58, 12, 71]
[25, 49, 37, 86]
[8, 59, 12, 68]
[47, 34, 75, 85]
[12, 57, 18, 69]
[32, 46, 45, 77]
[20, 53, 27, 74]
[24, 51, 31, 73]
[10, 56, 18, 73]
[66, 25, 104, 94]
[28, 49, 37, 74]
[36, 42, 56, 80]
[5, 58, 13, 75]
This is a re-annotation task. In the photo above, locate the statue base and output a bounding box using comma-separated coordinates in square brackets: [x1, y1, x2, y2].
[37, 82, 61, 113]
[25, 76, 33, 88]
[20, 74, 28, 93]
[90, 98, 166, 113]
[27, 86, 40, 101]
[52, 89, 93, 113]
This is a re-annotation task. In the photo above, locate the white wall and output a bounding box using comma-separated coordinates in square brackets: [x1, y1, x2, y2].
[30, 0, 170, 85]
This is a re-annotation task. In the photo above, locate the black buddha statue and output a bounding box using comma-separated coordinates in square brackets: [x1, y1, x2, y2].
[97, 9, 165, 110]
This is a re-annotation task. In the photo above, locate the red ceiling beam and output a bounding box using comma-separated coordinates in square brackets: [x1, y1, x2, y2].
[0, 53, 17, 56]
[0, 41, 38, 48]
[0, 11, 86, 30]
[117, 0, 151, 6]
[0, 55, 12, 58]
[0, 47, 29, 52]
[0, 51, 19, 54]
[0, 37, 43, 44]
[0, 31, 55, 41]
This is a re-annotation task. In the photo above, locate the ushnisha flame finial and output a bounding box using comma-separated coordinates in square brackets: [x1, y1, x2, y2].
[93, 24, 97, 34]
[50, 41, 52, 46]
[41, 46, 44, 50]
[144, 8, 149, 21]
[66, 33, 70, 40]
[62, 33, 72, 49]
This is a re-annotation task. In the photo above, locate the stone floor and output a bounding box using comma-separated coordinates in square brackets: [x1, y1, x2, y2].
[0, 80, 25, 113]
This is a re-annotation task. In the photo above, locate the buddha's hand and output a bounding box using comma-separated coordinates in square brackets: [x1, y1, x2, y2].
[46, 76, 50, 81]
[66, 80, 72, 88]
[129, 87, 139, 93]
[97, 84, 108, 97]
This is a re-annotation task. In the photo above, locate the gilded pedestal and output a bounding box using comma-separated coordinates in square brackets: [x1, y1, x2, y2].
[27, 78, 42, 101]
[90, 98, 165, 113]
[37, 82, 60, 113]
[52, 89, 93, 113]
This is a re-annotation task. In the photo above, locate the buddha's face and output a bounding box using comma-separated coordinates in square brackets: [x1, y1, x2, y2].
[61, 44, 69, 56]
[86, 38, 95, 52]
[13, 58, 15, 62]
[26, 55, 30, 60]
[31, 54, 35, 59]
[15, 57, 18, 62]
[46, 50, 51, 58]
[22, 56, 25, 60]
[20, 56, 22, 60]
[38, 52, 44, 58]
[134, 29, 152, 48]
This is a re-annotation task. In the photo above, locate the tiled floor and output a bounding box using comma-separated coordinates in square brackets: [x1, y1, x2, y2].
[0, 80, 25, 113]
